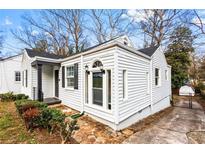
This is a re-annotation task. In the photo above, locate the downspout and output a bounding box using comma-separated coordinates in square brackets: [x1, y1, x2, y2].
[80, 55, 84, 113]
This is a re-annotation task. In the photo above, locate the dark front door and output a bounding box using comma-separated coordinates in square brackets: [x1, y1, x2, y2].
[55, 70, 59, 97]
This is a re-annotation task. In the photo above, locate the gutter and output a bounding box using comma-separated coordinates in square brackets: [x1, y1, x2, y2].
[60, 41, 151, 63]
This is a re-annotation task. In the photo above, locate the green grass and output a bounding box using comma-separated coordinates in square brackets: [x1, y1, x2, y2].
[0, 101, 62, 144]
[0, 102, 37, 143]
[0, 113, 13, 129]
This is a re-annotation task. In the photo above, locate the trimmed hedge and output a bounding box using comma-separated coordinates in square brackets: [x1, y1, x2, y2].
[15, 99, 47, 115]
[14, 99, 80, 143]
[0, 92, 29, 102]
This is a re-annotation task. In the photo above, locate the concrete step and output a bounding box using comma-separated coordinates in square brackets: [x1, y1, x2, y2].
[43, 97, 61, 105]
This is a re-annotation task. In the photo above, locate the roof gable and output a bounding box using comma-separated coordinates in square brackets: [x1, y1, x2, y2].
[25, 48, 65, 59]
[138, 45, 160, 57]
[0, 53, 22, 61]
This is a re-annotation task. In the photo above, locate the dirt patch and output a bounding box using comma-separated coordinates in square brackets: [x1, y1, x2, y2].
[187, 131, 205, 144]
[56, 105, 174, 144]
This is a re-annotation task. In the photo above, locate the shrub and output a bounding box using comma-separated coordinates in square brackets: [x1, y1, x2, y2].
[39, 108, 54, 130]
[194, 82, 205, 94]
[47, 108, 66, 134]
[15, 94, 29, 100]
[0, 92, 29, 102]
[60, 117, 79, 144]
[15, 99, 47, 115]
[14, 99, 80, 143]
[22, 108, 41, 130]
[0, 92, 15, 102]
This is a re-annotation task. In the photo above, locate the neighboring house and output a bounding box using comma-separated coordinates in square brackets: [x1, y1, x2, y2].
[0, 54, 23, 94]
[20, 36, 171, 130]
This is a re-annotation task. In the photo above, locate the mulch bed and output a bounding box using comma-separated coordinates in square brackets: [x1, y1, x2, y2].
[52, 104, 173, 144]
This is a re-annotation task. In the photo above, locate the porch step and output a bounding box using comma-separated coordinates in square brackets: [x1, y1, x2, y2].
[43, 97, 61, 105]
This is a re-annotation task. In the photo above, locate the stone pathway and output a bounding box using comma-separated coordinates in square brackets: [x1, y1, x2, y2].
[123, 99, 205, 144]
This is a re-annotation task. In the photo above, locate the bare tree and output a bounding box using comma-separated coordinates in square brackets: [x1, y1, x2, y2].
[88, 9, 126, 43]
[130, 9, 182, 47]
[189, 10, 205, 35]
[49, 10, 88, 53]
[12, 10, 88, 56]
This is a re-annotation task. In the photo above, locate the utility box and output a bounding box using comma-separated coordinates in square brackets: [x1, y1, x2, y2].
[179, 85, 195, 96]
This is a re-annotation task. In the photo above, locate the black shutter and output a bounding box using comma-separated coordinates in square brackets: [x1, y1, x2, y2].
[25, 70, 28, 87]
[22, 71, 24, 86]
[62, 66, 65, 88]
[74, 63, 78, 89]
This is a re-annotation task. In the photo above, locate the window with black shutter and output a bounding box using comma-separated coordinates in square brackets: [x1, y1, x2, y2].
[22, 71, 24, 86]
[15, 71, 21, 82]
[74, 63, 78, 89]
[62, 66, 65, 88]
[25, 70, 28, 87]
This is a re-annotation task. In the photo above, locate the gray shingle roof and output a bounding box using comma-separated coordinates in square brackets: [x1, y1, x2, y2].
[25, 48, 65, 59]
[0, 53, 22, 61]
[138, 45, 160, 57]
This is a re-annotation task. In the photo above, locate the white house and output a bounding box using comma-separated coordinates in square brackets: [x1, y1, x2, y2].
[18, 36, 171, 130]
[0, 54, 23, 94]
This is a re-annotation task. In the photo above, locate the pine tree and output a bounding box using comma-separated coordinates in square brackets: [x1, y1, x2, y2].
[165, 26, 195, 89]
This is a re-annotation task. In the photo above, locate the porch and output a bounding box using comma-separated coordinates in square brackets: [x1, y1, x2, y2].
[31, 60, 61, 104]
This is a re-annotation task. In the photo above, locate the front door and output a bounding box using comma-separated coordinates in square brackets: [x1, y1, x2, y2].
[54, 70, 59, 97]
[92, 72, 103, 106]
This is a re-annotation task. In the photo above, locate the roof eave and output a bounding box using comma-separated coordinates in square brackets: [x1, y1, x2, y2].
[61, 41, 151, 63]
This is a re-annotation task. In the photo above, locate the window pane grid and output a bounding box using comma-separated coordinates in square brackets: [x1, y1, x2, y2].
[15, 71, 21, 81]
[66, 66, 74, 87]
[155, 68, 160, 86]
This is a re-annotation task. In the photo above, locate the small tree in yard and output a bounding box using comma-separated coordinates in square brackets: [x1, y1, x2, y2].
[165, 26, 195, 89]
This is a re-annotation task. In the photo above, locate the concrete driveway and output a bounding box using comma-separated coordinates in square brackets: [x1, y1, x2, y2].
[123, 98, 205, 144]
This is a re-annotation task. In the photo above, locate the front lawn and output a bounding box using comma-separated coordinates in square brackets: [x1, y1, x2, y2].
[0, 100, 174, 144]
[0, 101, 66, 144]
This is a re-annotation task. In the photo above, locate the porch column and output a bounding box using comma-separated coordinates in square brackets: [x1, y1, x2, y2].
[37, 64, 43, 101]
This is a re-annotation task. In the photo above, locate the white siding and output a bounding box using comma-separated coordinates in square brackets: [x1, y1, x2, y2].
[42, 65, 54, 98]
[21, 52, 33, 98]
[83, 49, 116, 122]
[59, 57, 82, 111]
[117, 47, 151, 122]
[152, 47, 171, 104]
[0, 55, 22, 94]
[31, 66, 37, 99]
[59, 48, 116, 122]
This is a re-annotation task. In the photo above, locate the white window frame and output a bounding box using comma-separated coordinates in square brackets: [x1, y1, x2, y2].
[106, 69, 112, 110]
[15, 71, 21, 82]
[155, 68, 161, 87]
[65, 65, 74, 89]
[85, 69, 113, 114]
[165, 70, 168, 81]
[123, 70, 128, 100]
[23, 70, 27, 87]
